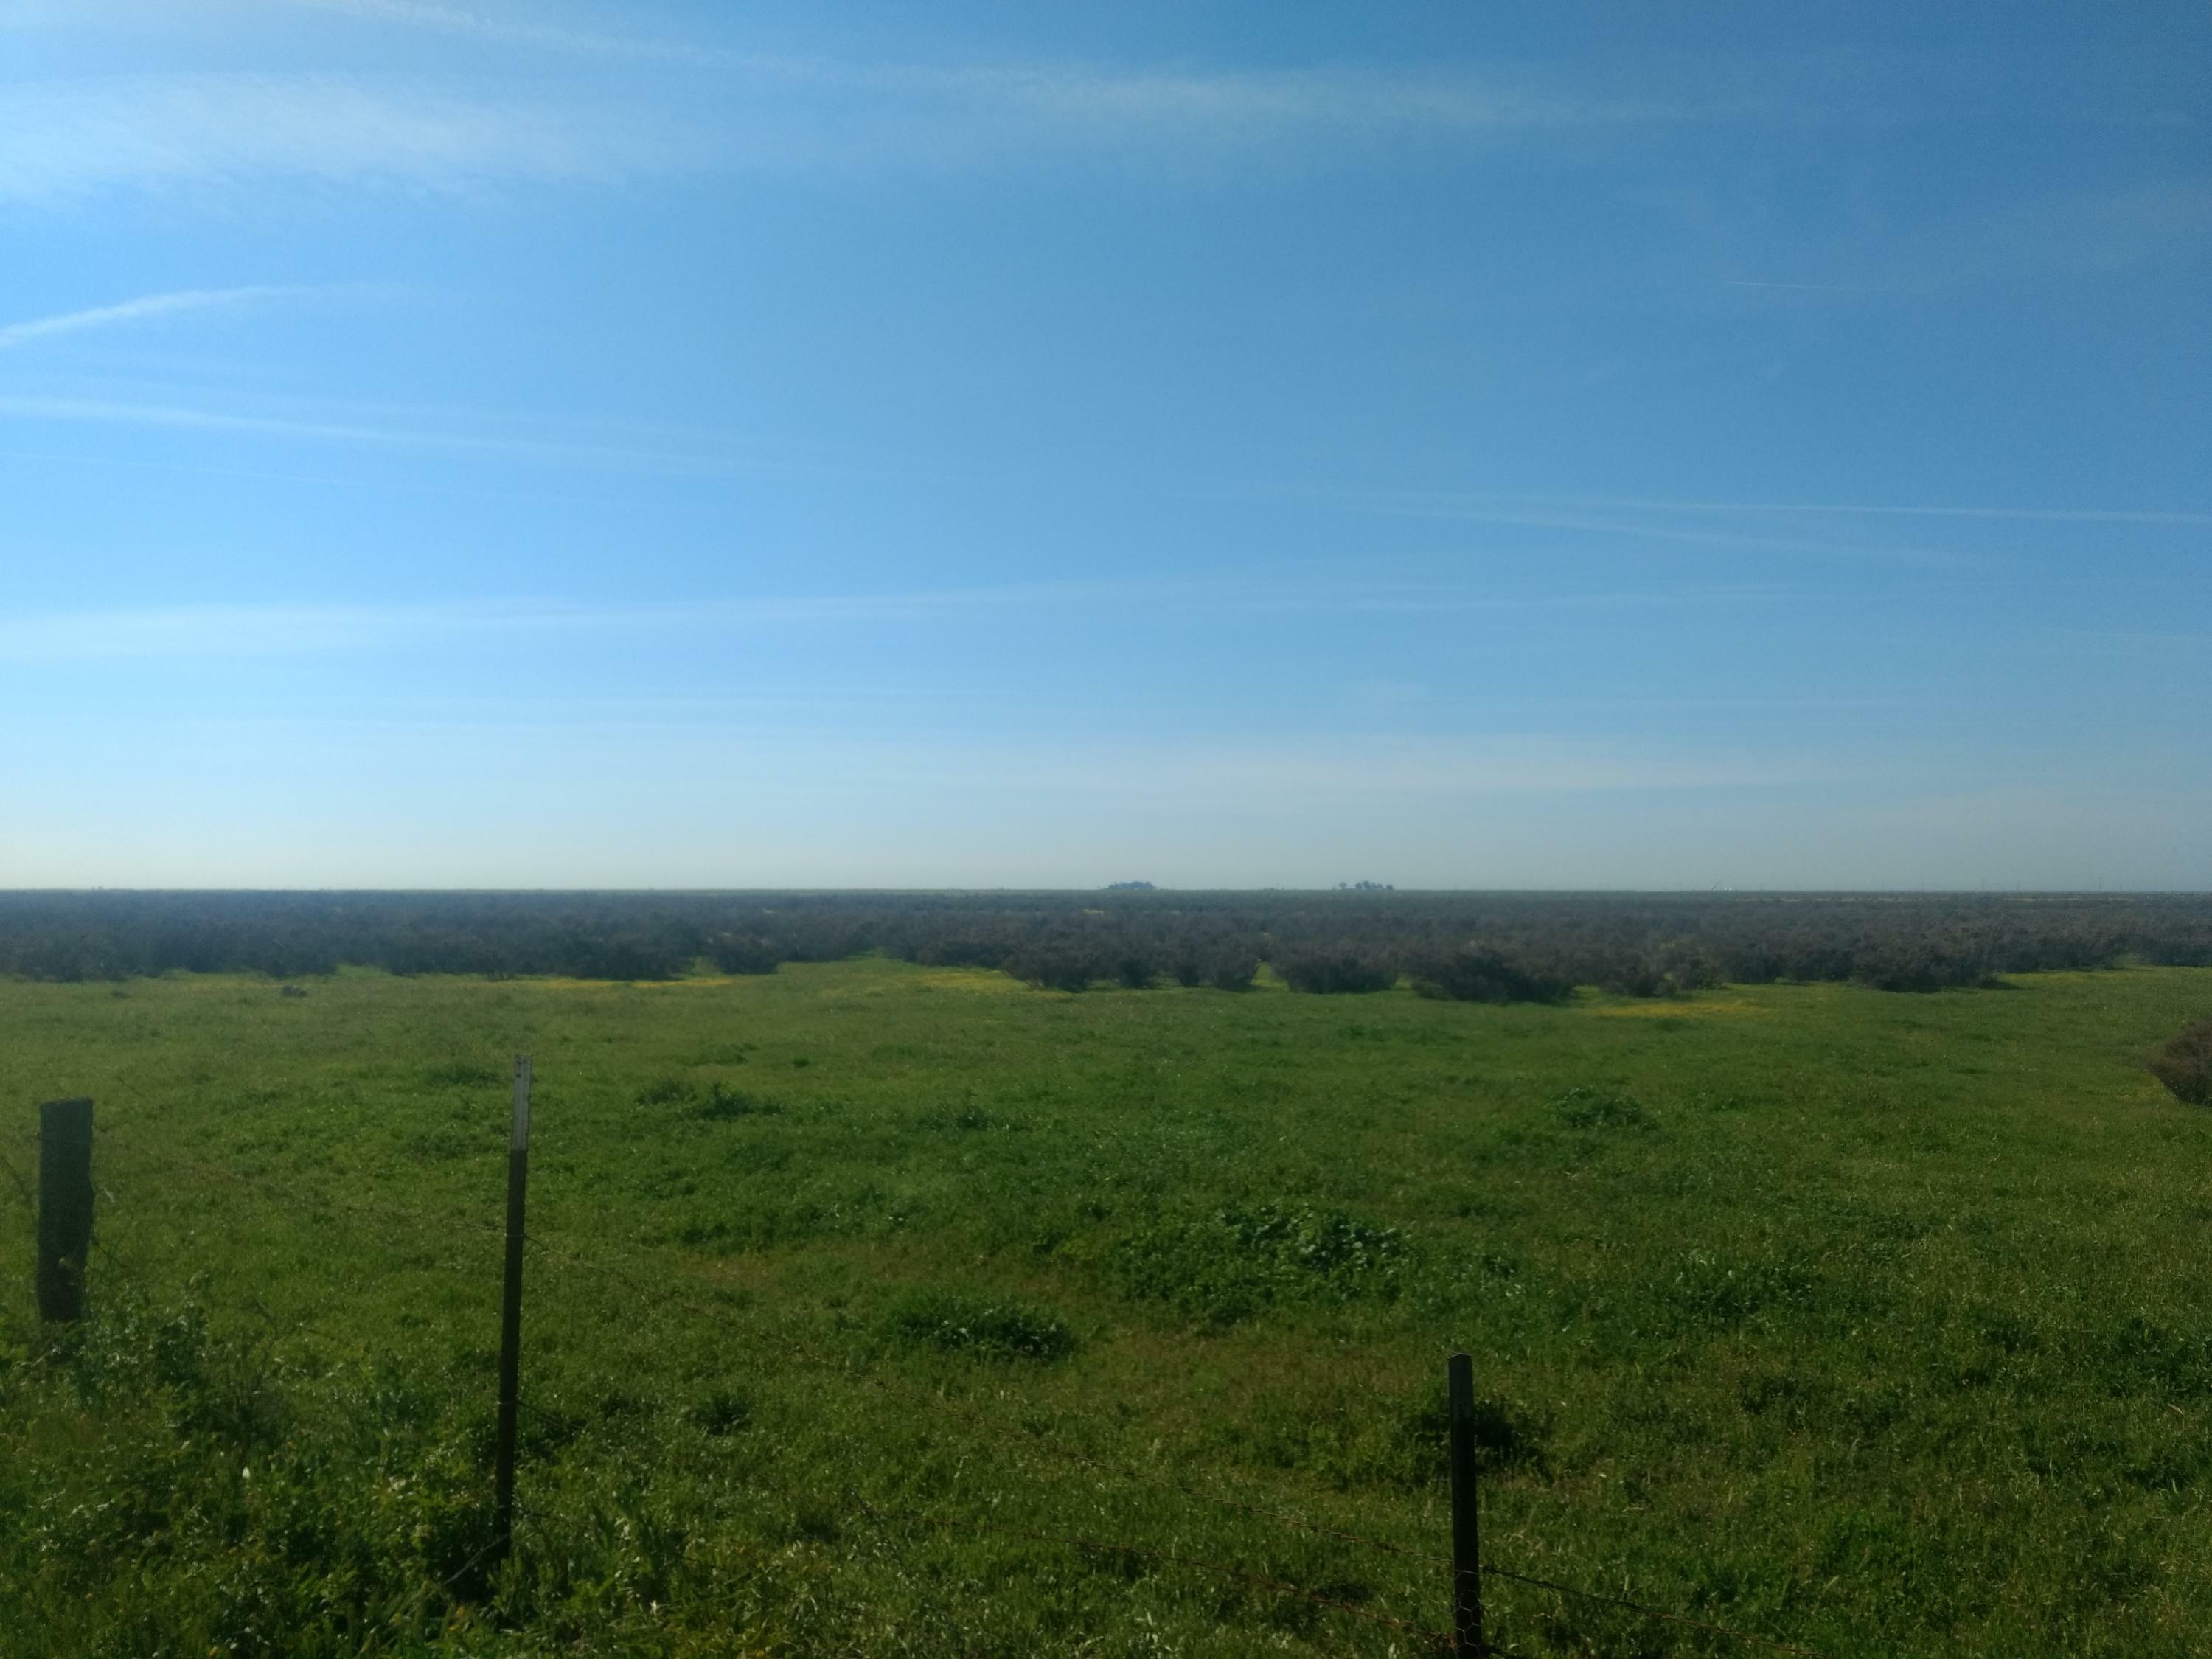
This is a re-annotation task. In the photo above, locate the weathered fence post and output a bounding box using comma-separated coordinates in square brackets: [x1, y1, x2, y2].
[36, 1098, 95, 1322]
[493, 1055, 532, 1562]
[1449, 1351, 1485, 1655]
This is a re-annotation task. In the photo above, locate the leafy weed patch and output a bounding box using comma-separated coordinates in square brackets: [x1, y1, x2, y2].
[695, 1083, 784, 1120]
[885, 1290, 1075, 1361]
[1114, 1203, 1414, 1326]
[1550, 1087, 1655, 1131]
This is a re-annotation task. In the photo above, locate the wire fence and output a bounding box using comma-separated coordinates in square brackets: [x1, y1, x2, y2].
[3, 1091, 1837, 1659]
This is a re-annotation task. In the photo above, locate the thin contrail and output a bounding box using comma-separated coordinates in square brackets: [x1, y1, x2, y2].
[267, 0, 729, 65]
[1722, 279, 1905, 293]
[1514, 493, 2212, 527]
[1361, 490, 2212, 529]
[0, 393, 782, 476]
[0, 285, 315, 350]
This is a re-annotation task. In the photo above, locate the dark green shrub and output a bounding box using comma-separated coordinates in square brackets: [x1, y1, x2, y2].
[2149, 1016, 2212, 1105]
[10, 889, 2212, 990]
[1848, 938, 1991, 992]
[1004, 942, 1102, 992]
[1652, 938, 1723, 993]
[1411, 946, 1571, 1004]
[1207, 953, 1260, 990]
[1601, 940, 1724, 998]
[557, 934, 689, 981]
[1110, 948, 1160, 989]
[1273, 943, 1397, 994]
[1171, 946, 1260, 990]
[709, 933, 782, 974]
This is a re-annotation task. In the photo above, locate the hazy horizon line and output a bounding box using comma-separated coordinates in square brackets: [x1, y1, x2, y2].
[2, 885, 2199, 897]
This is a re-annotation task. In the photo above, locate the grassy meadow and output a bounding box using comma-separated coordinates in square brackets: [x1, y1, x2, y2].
[4, 959, 2211, 1656]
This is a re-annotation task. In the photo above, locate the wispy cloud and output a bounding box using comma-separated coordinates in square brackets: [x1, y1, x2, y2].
[1924, 181, 2212, 285]
[0, 74, 713, 203]
[1307, 493, 1972, 566]
[0, 582, 1784, 665]
[265, 0, 726, 64]
[273, 1, 1686, 141]
[0, 392, 801, 476]
[0, 285, 326, 351]
[1722, 279, 1912, 294]
[1107, 736, 1825, 798]
[0, 598, 895, 664]
[1427, 492, 2212, 528]
[0, 53, 1685, 205]
[1708, 179, 2212, 298]
[852, 59, 1683, 139]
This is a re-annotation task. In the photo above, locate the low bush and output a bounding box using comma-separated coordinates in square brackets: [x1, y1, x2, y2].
[11, 890, 2212, 997]
[1206, 951, 1261, 991]
[708, 933, 782, 975]
[2149, 1016, 2212, 1105]
[1272, 943, 1398, 994]
[1411, 946, 1572, 1004]
[1002, 942, 1102, 992]
[1110, 947, 1161, 990]
[1170, 947, 1261, 990]
[1849, 942, 1990, 993]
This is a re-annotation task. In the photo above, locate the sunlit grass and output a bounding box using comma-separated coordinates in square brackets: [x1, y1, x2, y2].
[3, 959, 2210, 1655]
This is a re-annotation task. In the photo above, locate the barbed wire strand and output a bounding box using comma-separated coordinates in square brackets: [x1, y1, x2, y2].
[41, 1095, 1827, 1658]
[0, 1142, 39, 1229]
[516, 1221, 1448, 1573]
[68, 1143, 1773, 1658]
[70, 1087, 1447, 1573]
[998, 1429, 1447, 1568]
[507, 1236, 1464, 1641]
[382, 1527, 514, 1640]
[669, 1461, 1412, 1659]
[47, 1149, 1445, 1650]
[87, 1105, 510, 1247]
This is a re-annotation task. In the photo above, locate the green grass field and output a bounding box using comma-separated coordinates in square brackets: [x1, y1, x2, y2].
[4, 959, 2211, 1656]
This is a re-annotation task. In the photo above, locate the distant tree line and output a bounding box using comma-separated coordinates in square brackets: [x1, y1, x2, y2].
[2, 890, 2210, 999]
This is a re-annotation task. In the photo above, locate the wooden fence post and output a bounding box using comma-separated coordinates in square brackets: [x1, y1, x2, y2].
[493, 1055, 532, 1562]
[37, 1099, 94, 1322]
[1449, 1351, 1485, 1655]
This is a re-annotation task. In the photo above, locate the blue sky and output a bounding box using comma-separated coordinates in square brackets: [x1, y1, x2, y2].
[4, 1, 2208, 888]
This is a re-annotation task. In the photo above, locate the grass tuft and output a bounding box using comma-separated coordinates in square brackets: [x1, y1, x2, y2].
[884, 1290, 1076, 1361]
